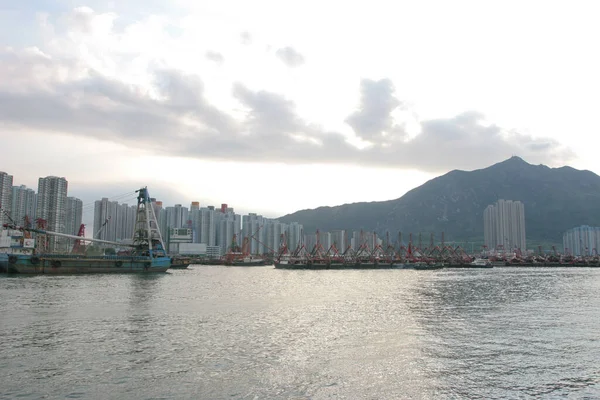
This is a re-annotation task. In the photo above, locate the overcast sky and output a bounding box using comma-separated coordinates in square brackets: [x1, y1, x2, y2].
[1, 0, 597, 223]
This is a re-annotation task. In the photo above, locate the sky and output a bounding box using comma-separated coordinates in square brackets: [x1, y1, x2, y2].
[1, 0, 598, 224]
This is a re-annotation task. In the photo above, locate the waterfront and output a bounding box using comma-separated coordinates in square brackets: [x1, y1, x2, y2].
[1, 266, 600, 399]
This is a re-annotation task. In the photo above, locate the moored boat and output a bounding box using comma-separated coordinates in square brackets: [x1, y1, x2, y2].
[1, 187, 171, 274]
[467, 258, 493, 268]
[226, 256, 272, 267]
[169, 256, 192, 269]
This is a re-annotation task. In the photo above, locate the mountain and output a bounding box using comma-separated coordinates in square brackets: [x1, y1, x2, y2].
[277, 157, 600, 244]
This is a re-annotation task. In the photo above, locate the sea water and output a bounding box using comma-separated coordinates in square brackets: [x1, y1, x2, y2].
[1, 266, 599, 399]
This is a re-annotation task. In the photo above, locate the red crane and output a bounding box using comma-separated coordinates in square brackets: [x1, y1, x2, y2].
[72, 224, 86, 254]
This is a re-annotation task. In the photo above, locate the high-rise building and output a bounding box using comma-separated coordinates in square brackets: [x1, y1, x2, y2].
[0, 171, 14, 227]
[164, 204, 189, 229]
[11, 184, 36, 227]
[218, 210, 241, 254]
[330, 230, 347, 252]
[483, 199, 526, 252]
[199, 207, 217, 246]
[319, 231, 332, 252]
[63, 196, 83, 251]
[286, 222, 303, 253]
[242, 213, 266, 254]
[36, 176, 68, 251]
[93, 198, 136, 242]
[65, 197, 83, 235]
[189, 201, 200, 242]
[563, 225, 600, 256]
[264, 220, 286, 254]
[94, 198, 116, 241]
[116, 203, 136, 241]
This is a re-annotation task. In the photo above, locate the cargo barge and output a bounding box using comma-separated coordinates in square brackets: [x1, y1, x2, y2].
[1, 187, 171, 274]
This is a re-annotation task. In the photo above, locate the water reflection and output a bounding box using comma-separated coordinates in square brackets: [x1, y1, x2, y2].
[407, 268, 600, 398]
[127, 273, 165, 306]
[1, 267, 600, 399]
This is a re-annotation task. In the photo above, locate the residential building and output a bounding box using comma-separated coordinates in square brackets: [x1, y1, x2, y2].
[11, 185, 36, 227]
[65, 196, 83, 236]
[563, 225, 600, 256]
[286, 222, 303, 253]
[242, 213, 265, 254]
[36, 176, 68, 251]
[218, 210, 241, 254]
[0, 172, 13, 227]
[93, 198, 135, 242]
[483, 199, 526, 252]
[195, 206, 216, 246]
[330, 230, 347, 253]
[189, 201, 200, 242]
[164, 204, 189, 229]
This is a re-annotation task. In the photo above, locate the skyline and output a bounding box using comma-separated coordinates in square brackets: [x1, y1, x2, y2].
[2, 1, 597, 218]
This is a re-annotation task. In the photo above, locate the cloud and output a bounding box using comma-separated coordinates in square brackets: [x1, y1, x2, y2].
[0, 7, 574, 174]
[240, 31, 252, 45]
[275, 46, 305, 67]
[345, 78, 406, 142]
[205, 50, 224, 64]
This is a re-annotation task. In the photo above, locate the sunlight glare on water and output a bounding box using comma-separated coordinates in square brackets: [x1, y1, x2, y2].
[1, 267, 600, 399]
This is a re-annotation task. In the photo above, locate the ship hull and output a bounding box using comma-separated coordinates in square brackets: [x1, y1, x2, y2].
[226, 260, 272, 267]
[274, 262, 411, 270]
[1, 253, 170, 274]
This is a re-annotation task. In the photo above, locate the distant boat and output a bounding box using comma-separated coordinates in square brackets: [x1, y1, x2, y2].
[169, 256, 192, 269]
[1, 187, 171, 274]
[225, 255, 271, 267]
[468, 258, 493, 268]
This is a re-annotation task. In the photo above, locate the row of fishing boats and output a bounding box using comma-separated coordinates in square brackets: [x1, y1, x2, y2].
[273, 256, 492, 270]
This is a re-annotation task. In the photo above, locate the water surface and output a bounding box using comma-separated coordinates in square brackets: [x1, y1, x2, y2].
[1, 266, 600, 399]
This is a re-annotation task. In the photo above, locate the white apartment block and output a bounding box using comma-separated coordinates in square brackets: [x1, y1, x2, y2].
[93, 198, 136, 242]
[0, 172, 13, 227]
[330, 230, 347, 253]
[11, 185, 36, 227]
[65, 197, 83, 236]
[36, 176, 68, 251]
[242, 213, 266, 254]
[484, 199, 526, 252]
[192, 207, 216, 246]
[164, 204, 190, 229]
[286, 222, 303, 253]
[563, 225, 600, 256]
[218, 211, 241, 254]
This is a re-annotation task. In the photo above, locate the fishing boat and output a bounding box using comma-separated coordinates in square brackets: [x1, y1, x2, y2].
[0, 187, 171, 274]
[225, 255, 271, 267]
[467, 258, 493, 268]
[169, 256, 192, 269]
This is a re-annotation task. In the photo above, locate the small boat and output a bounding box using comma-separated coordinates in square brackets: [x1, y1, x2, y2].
[468, 258, 493, 268]
[169, 256, 192, 269]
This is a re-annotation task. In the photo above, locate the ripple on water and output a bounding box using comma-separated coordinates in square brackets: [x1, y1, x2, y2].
[1, 267, 600, 399]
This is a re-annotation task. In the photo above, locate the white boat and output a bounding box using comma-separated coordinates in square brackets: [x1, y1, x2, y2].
[469, 258, 493, 268]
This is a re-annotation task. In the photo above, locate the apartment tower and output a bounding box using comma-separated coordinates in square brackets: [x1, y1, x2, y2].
[0, 172, 14, 227]
[36, 176, 68, 251]
[11, 185, 36, 227]
[483, 199, 526, 252]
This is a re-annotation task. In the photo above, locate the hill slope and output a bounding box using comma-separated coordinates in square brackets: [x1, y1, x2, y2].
[278, 157, 600, 243]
